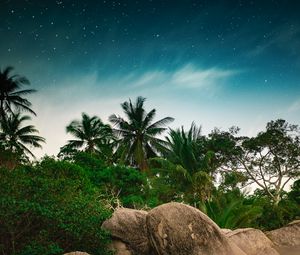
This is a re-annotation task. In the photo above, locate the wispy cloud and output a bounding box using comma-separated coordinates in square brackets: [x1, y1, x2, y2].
[247, 24, 300, 57]
[171, 65, 237, 89]
[287, 98, 300, 113]
[122, 64, 238, 92]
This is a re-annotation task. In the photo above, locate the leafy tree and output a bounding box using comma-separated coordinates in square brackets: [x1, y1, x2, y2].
[60, 113, 114, 159]
[288, 179, 300, 204]
[109, 96, 174, 171]
[249, 187, 300, 230]
[0, 66, 36, 118]
[0, 112, 45, 159]
[213, 120, 300, 205]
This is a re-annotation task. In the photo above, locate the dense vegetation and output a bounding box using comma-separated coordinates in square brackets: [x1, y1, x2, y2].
[0, 67, 299, 254]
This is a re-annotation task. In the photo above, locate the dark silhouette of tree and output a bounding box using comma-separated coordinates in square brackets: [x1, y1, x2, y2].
[0, 112, 45, 159]
[0, 66, 36, 118]
[109, 96, 174, 171]
[61, 113, 114, 155]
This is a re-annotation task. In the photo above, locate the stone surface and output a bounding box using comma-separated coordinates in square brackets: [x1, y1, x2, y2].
[109, 240, 133, 255]
[221, 229, 232, 234]
[101, 207, 150, 255]
[226, 228, 279, 255]
[266, 220, 300, 247]
[146, 202, 245, 255]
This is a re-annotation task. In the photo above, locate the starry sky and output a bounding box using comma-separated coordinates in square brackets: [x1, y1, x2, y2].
[1, 0, 300, 157]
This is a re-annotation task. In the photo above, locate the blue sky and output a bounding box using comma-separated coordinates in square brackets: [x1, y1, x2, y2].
[1, 0, 300, 157]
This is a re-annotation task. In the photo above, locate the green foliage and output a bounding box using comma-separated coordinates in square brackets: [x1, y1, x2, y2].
[109, 96, 174, 171]
[149, 157, 214, 205]
[0, 113, 45, 159]
[73, 152, 148, 208]
[288, 179, 300, 204]
[211, 120, 300, 205]
[0, 157, 112, 255]
[199, 189, 263, 229]
[59, 113, 114, 162]
[18, 242, 63, 255]
[249, 188, 300, 230]
[0, 66, 36, 117]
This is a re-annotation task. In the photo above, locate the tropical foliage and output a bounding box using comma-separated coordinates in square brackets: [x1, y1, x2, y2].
[1, 66, 299, 254]
[109, 96, 174, 171]
[0, 66, 36, 118]
[0, 113, 45, 159]
[59, 113, 114, 161]
[0, 157, 111, 255]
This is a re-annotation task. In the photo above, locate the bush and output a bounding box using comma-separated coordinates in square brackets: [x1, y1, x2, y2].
[0, 157, 112, 255]
[72, 152, 149, 208]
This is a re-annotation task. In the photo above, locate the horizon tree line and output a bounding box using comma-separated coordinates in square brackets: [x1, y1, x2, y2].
[1, 66, 299, 205]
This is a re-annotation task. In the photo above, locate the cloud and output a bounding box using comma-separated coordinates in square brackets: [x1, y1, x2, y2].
[247, 24, 300, 57]
[29, 63, 238, 158]
[122, 64, 237, 92]
[287, 99, 300, 113]
[171, 65, 237, 89]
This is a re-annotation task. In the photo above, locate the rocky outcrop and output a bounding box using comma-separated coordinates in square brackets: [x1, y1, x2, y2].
[101, 203, 300, 255]
[266, 220, 300, 247]
[226, 228, 279, 255]
[146, 202, 245, 255]
[101, 208, 150, 255]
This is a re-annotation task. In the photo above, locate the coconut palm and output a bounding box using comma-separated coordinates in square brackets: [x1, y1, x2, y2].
[109, 96, 174, 171]
[0, 66, 36, 118]
[165, 122, 205, 173]
[0, 112, 45, 158]
[62, 113, 114, 155]
[149, 123, 215, 204]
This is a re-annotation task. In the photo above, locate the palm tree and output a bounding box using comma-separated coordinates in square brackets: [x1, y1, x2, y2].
[109, 96, 174, 171]
[150, 123, 214, 204]
[0, 112, 45, 158]
[0, 66, 36, 118]
[165, 122, 204, 173]
[61, 113, 114, 155]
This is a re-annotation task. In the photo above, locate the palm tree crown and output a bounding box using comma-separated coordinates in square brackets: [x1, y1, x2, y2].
[0, 66, 36, 118]
[0, 112, 45, 158]
[109, 96, 174, 171]
[166, 122, 204, 174]
[62, 113, 114, 154]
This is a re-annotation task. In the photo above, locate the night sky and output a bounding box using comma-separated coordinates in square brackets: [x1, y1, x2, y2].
[1, 0, 300, 157]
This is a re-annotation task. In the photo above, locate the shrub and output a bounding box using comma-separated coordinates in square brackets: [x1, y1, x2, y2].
[0, 157, 112, 255]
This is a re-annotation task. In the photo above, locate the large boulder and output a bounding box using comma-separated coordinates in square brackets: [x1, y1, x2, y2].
[146, 202, 245, 255]
[101, 208, 150, 255]
[226, 228, 279, 255]
[266, 220, 300, 247]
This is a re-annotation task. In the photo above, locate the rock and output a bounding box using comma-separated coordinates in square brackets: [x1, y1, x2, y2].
[276, 245, 300, 255]
[101, 208, 150, 255]
[226, 228, 279, 255]
[109, 240, 133, 255]
[146, 202, 245, 255]
[266, 220, 300, 247]
[64, 252, 90, 255]
[221, 229, 232, 234]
